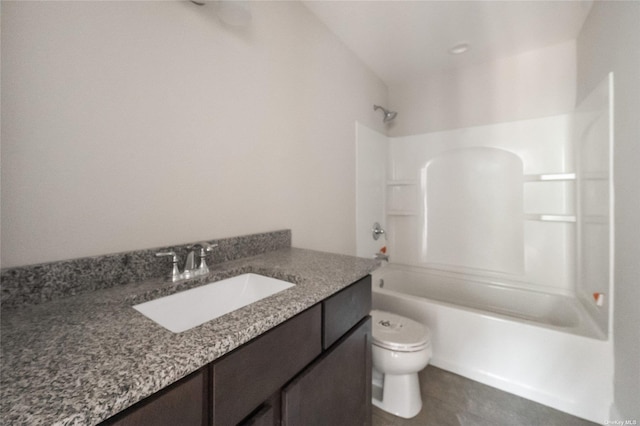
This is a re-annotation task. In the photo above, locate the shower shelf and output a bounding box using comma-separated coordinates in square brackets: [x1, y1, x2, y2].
[523, 173, 576, 182]
[524, 214, 576, 223]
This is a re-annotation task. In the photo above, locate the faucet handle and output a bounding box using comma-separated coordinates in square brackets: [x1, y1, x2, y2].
[155, 251, 181, 282]
[372, 222, 386, 241]
[189, 242, 218, 276]
[156, 251, 177, 260]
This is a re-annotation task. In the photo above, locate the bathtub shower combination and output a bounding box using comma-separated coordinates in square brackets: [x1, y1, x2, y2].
[356, 74, 614, 423]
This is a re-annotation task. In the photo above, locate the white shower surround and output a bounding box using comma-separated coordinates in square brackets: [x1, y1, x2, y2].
[355, 74, 615, 423]
[387, 114, 577, 295]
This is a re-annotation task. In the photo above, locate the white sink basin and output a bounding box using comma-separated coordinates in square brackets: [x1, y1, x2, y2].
[133, 273, 295, 333]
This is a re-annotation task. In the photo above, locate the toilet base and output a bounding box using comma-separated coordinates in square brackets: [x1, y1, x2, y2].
[372, 371, 422, 419]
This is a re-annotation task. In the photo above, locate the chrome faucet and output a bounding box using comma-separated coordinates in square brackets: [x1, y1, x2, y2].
[155, 251, 181, 281]
[188, 242, 217, 278]
[372, 222, 386, 241]
[156, 242, 218, 282]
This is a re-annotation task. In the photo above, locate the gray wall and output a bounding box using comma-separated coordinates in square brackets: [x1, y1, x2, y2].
[1, 1, 388, 268]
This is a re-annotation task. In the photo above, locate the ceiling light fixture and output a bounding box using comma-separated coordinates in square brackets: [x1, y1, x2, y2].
[448, 42, 470, 55]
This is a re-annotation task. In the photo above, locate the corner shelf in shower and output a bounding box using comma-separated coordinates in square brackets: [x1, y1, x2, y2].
[524, 214, 576, 223]
[523, 173, 576, 182]
[523, 172, 577, 223]
[386, 180, 419, 215]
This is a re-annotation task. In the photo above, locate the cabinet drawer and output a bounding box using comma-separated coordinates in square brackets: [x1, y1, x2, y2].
[212, 304, 322, 425]
[322, 275, 372, 349]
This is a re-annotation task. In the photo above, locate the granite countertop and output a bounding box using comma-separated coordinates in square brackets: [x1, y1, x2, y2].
[1, 247, 378, 426]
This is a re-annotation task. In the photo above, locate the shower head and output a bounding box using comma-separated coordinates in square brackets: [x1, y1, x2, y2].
[373, 105, 398, 123]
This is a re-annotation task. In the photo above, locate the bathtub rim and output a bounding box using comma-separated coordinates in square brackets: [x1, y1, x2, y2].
[372, 264, 607, 341]
[377, 262, 576, 297]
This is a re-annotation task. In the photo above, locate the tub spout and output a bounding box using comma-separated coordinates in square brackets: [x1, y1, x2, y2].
[375, 252, 389, 262]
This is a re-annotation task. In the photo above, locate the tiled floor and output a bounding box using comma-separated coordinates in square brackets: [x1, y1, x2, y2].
[372, 366, 598, 426]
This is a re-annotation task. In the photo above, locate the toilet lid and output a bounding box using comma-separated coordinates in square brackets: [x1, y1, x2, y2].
[371, 310, 431, 352]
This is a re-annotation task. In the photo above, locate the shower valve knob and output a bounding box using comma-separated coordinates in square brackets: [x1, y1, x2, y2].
[372, 222, 386, 240]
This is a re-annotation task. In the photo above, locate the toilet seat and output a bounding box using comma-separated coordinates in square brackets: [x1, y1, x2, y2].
[371, 310, 431, 352]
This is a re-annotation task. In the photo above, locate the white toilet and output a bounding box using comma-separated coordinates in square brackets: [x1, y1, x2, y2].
[371, 310, 432, 419]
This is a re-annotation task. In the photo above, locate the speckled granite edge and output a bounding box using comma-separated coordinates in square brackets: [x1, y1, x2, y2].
[0, 230, 291, 308]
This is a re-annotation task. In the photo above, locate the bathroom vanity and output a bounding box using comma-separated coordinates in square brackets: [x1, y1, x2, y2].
[102, 276, 372, 426]
[0, 231, 378, 426]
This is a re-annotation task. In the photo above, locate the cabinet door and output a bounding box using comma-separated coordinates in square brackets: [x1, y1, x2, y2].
[101, 368, 207, 426]
[281, 317, 372, 426]
[238, 392, 280, 426]
[212, 304, 322, 426]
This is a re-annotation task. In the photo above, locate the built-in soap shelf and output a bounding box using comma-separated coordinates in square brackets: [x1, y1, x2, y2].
[524, 214, 576, 223]
[386, 174, 581, 221]
[386, 179, 419, 216]
[523, 173, 576, 182]
[524, 171, 576, 222]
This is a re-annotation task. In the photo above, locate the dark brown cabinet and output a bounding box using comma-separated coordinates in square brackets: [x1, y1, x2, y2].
[240, 403, 277, 426]
[101, 275, 372, 426]
[282, 317, 372, 426]
[102, 367, 207, 426]
[212, 304, 322, 425]
[322, 275, 372, 349]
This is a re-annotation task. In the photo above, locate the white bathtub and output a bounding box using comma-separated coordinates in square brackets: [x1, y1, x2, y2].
[371, 265, 614, 424]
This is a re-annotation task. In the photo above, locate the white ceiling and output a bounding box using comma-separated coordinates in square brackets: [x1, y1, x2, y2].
[302, 0, 593, 85]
